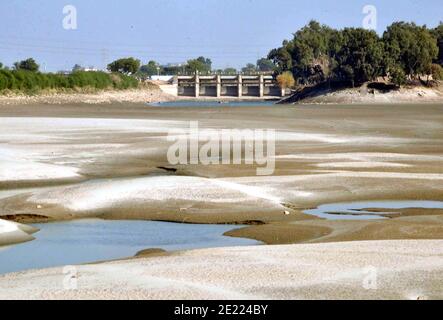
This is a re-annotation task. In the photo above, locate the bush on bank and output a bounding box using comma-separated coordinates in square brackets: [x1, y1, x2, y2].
[0, 70, 139, 94]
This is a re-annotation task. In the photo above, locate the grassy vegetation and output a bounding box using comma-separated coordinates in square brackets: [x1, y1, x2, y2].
[0, 70, 138, 95]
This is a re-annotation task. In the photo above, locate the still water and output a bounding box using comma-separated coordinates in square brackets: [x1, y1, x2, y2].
[148, 100, 276, 107]
[0, 219, 260, 274]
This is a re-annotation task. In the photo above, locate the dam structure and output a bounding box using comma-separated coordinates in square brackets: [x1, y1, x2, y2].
[176, 74, 285, 98]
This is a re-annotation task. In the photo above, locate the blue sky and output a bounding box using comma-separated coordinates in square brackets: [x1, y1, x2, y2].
[0, 0, 442, 71]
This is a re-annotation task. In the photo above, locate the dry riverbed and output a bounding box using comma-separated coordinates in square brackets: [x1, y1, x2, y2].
[0, 102, 443, 299]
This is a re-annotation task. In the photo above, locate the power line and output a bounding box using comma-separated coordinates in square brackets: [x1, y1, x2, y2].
[0, 35, 277, 49]
[0, 43, 268, 58]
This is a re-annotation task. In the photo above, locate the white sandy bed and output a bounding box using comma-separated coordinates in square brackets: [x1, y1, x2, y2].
[223, 171, 443, 196]
[0, 117, 430, 185]
[168, 131, 416, 145]
[315, 161, 411, 168]
[0, 156, 80, 182]
[18, 171, 443, 214]
[0, 117, 189, 183]
[275, 132, 414, 145]
[25, 176, 285, 212]
[0, 240, 441, 300]
[276, 152, 443, 161]
[0, 117, 187, 135]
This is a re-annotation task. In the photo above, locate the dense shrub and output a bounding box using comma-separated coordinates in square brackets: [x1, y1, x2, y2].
[0, 70, 138, 93]
[430, 63, 443, 80]
[277, 71, 296, 89]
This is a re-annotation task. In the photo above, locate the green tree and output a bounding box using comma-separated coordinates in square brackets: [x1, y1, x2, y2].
[139, 60, 161, 76]
[389, 65, 407, 86]
[186, 56, 212, 74]
[268, 21, 339, 85]
[256, 58, 275, 72]
[107, 57, 141, 74]
[430, 63, 443, 80]
[267, 20, 443, 88]
[241, 63, 257, 73]
[332, 28, 385, 86]
[163, 64, 185, 75]
[268, 41, 293, 73]
[290, 21, 337, 84]
[13, 58, 39, 72]
[383, 22, 438, 77]
[72, 64, 83, 72]
[431, 22, 443, 66]
[0, 69, 138, 92]
[223, 67, 237, 74]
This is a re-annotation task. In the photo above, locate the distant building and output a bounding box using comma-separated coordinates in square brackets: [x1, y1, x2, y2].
[71, 65, 100, 73]
[57, 70, 72, 75]
[83, 66, 99, 72]
[163, 62, 186, 68]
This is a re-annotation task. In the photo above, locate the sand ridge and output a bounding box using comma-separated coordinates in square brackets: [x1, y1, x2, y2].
[0, 219, 39, 246]
[0, 240, 441, 300]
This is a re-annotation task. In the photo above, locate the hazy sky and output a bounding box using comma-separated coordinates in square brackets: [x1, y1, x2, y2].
[0, 0, 442, 71]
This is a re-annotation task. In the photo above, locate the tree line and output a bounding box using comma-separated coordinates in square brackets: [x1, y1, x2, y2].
[108, 56, 276, 79]
[267, 20, 443, 87]
[0, 58, 138, 93]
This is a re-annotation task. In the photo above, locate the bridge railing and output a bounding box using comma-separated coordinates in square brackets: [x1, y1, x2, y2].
[175, 70, 274, 77]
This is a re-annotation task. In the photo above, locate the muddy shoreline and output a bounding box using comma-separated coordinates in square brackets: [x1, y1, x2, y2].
[3, 199, 443, 247]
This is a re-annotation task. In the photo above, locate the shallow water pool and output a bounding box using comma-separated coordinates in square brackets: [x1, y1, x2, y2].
[303, 200, 443, 220]
[0, 219, 260, 275]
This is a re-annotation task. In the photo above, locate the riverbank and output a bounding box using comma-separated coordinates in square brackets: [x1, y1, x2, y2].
[1, 240, 441, 299]
[281, 82, 443, 104]
[0, 84, 175, 105]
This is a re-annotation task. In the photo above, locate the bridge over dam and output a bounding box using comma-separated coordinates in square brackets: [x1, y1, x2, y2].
[176, 74, 285, 98]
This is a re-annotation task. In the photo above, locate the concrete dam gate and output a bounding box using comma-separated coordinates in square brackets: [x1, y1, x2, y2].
[177, 74, 284, 98]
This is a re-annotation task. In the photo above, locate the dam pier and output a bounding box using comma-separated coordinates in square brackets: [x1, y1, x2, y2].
[176, 74, 285, 98]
